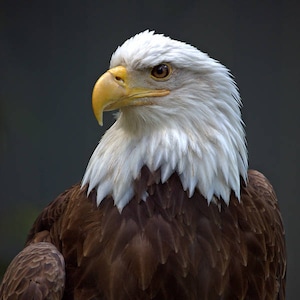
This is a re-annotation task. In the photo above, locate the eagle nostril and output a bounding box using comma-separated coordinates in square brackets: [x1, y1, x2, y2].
[115, 76, 123, 82]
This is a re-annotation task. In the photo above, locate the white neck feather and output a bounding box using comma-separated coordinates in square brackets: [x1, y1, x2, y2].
[82, 104, 248, 211]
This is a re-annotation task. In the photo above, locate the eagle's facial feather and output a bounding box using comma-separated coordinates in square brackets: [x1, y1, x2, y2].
[82, 30, 248, 211]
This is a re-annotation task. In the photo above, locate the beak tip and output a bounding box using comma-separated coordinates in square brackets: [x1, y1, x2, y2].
[94, 111, 104, 126]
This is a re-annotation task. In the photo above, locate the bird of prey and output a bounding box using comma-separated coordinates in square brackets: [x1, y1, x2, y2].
[0, 30, 286, 300]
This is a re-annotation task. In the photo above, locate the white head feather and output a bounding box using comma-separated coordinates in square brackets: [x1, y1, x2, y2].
[82, 30, 248, 211]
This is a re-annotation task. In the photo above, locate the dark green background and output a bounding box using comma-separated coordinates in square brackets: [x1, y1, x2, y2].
[1, 1, 299, 298]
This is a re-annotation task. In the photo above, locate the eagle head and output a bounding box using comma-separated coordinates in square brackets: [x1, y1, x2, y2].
[82, 30, 248, 211]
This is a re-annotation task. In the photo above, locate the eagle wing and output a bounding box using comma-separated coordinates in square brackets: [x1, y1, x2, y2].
[241, 169, 286, 299]
[0, 188, 69, 299]
[0, 242, 65, 300]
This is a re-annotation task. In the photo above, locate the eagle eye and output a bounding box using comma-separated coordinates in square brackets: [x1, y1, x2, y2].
[151, 64, 171, 80]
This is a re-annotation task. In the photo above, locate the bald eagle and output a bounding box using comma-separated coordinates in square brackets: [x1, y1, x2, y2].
[0, 31, 286, 299]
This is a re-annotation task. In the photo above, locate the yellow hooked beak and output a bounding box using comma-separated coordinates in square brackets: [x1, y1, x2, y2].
[92, 66, 170, 125]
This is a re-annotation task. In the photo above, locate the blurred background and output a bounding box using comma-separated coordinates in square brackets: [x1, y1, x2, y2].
[0, 0, 299, 298]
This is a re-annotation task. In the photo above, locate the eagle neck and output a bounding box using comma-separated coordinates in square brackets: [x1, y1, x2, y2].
[82, 116, 247, 212]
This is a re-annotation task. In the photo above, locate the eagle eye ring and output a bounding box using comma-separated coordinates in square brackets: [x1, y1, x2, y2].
[151, 63, 172, 80]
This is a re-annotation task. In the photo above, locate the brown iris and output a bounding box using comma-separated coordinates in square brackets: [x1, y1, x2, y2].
[151, 64, 171, 79]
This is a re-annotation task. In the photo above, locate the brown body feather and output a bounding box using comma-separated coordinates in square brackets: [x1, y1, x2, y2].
[0, 168, 286, 299]
[0, 242, 65, 299]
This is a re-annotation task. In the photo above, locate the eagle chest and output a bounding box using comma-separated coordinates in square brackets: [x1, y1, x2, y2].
[45, 170, 275, 300]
